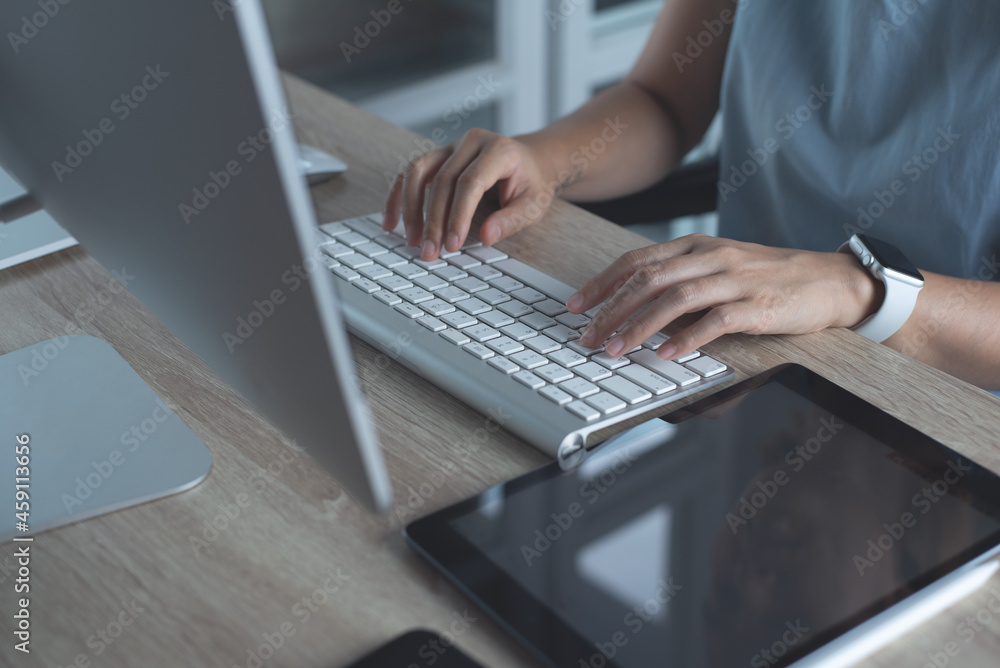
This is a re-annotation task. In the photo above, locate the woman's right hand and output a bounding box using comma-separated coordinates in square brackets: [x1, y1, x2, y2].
[382, 128, 557, 262]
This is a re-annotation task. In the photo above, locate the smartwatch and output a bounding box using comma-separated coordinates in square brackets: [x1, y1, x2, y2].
[838, 233, 924, 342]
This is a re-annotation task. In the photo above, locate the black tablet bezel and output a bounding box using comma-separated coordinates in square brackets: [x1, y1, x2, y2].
[405, 364, 1000, 668]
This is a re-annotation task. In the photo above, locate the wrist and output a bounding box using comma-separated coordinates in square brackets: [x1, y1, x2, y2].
[833, 249, 885, 329]
[515, 131, 580, 197]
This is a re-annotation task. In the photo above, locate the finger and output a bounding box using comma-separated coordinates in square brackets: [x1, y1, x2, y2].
[601, 275, 742, 357]
[382, 172, 404, 231]
[657, 302, 752, 360]
[444, 152, 520, 252]
[566, 235, 700, 314]
[578, 254, 719, 348]
[402, 149, 450, 247]
[422, 141, 484, 259]
[479, 190, 545, 246]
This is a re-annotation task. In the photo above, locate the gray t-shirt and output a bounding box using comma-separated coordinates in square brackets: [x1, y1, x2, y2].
[716, 0, 1000, 280]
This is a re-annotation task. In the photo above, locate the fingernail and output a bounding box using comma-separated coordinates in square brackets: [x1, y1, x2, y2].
[567, 293, 584, 312]
[605, 336, 625, 357]
[421, 240, 436, 260]
[446, 233, 460, 251]
[658, 343, 677, 360]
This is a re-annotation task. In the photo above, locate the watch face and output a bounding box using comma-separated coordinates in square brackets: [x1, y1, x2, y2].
[857, 234, 924, 281]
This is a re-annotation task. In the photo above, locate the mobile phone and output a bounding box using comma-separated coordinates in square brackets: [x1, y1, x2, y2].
[344, 629, 483, 668]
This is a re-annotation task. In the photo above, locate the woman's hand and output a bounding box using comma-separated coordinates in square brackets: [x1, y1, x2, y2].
[567, 234, 883, 360]
[383, 128, 557, 262]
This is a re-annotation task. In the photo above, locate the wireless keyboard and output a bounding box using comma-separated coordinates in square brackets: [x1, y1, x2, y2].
[320, 213, 735, 464]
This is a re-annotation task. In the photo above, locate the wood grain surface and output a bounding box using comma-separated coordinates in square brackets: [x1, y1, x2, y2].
[1, 73, 999, 668]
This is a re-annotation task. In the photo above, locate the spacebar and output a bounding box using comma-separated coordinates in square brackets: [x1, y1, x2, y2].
[493, 258, 576, 303]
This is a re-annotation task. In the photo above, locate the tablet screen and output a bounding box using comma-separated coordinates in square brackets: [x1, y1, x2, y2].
[421, 367, 1000, 667]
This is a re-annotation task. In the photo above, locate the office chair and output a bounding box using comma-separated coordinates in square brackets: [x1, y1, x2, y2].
[577, 156, 719, 225]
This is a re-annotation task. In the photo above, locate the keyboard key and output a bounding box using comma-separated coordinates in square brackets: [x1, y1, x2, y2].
[556, 312, 591, 330]
[422, 299, 456, 316]
[497, 300, 534, 318]
[617, 365, 677, 395]
[374, 252, 408, 268]
[575, 362, 612, 383]
[566, 400, 600, 422]
[585, 392, 627, 415]
[417, 315, 447, 332]
[414, 257, 447, 270]
[676, 351, 701, 363]
[395, 263, 428, 280]
[464, 343, 494, 360]
[456, 298, 491, 315]
[344, 218, 384, 238]
[372, 233, 406, 249]
[435, 286, 470, 303]
[355, 242, 388, 257]
[400, 287, 434, 304]
[489, 275, 523, 293]
[477, 288, 511, 306]
[513, 370, 545, 390]
[378, 275, 413, 292]
[414, 274, 448, 291]
[548, 349, 586, 368]
[339, 232, 369, 247]
[524, 335, 561, 355]
[643, 332, 670, 350]
[454, 277, 488, 293]
[510, 350, 547, 369]
[568, 340, 603, 356]
[441, 311, 478, 329]
[685, 355, 727, 377]
[629, 349, 701, 386]
[358, 264, 392, 281]
[352, 278, 380, 294]
[542, 324, 579, 343]
[493, 258, 577, 303]
[439, 328, 470, 346]
[465, 324, 500, 342]
[469, 265, 503, 281]
[539, 385, 573, 405]
[598, 376, 652, 404]
[319, 221, 351, 237]
[501, 322, 537, 341]
[592, 352, 630, 370]
[534, 299, 567, 317]
[521, 312, 556, 331]
[512, 287, 546, 304]
[461, 240, 483, 250]
[488, 357, 520, 375]
[466, 246, 508, 264]
[447, 253, 481, 271]
[561, 377, 599, 399]
[394, 303, 425, 319]
[340, 253, 374, 269]
[479, 310, 515, 328]
[332, 265, 360, 282]
[395, 245, 421, 260]
[535, 363, 574, 383]
[486, 336, 524, 356]
[433, 266, 469, 282]
[320, 242, 354, 259]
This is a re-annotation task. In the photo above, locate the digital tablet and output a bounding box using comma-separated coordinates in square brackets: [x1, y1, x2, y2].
[405, 364, 1000, 667]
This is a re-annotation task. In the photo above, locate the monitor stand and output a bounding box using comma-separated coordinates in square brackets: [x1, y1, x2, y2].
[0, 336, 212, 541]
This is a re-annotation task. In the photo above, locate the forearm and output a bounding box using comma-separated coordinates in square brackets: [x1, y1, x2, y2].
[515, 81, 683, 202]
[884, 271, 1000, 390]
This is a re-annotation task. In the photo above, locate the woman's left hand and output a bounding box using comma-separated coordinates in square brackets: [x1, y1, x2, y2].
[567, 234, 883, 360]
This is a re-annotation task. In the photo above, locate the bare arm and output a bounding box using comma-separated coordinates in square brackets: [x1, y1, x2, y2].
[383, 0, 738, 260]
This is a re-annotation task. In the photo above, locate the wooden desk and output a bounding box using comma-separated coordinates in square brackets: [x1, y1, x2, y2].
[2, 74, 1000, 668]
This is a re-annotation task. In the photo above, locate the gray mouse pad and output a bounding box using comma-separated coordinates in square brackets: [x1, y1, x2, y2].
[0, 335, 212, 540]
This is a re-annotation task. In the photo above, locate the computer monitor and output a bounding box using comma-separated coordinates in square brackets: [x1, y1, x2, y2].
[0, 0, 393, 511]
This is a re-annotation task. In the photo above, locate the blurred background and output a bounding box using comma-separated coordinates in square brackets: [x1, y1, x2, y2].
[261, 0, 720, 243]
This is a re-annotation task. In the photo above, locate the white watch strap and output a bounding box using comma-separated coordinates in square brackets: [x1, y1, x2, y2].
[838, 237, 922, 343]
